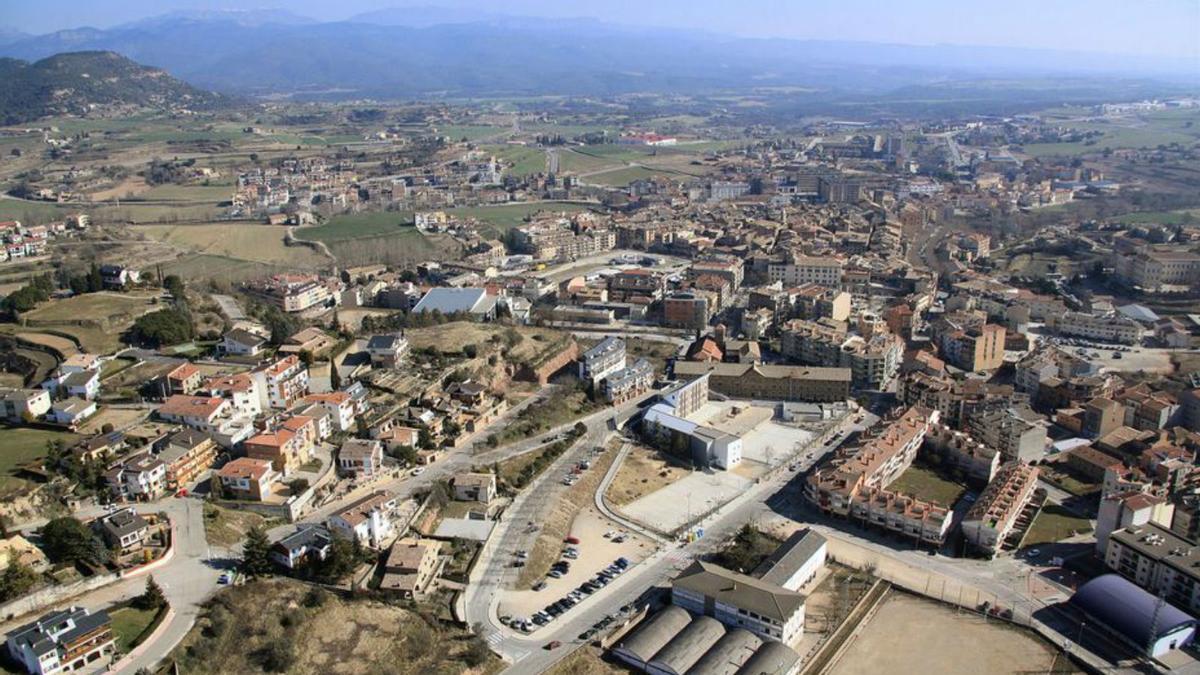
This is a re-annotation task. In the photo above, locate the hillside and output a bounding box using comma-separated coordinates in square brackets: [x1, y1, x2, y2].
[0, 51, 226, 125]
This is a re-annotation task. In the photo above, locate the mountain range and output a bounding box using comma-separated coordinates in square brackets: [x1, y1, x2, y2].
[0, 9, 1194, 104]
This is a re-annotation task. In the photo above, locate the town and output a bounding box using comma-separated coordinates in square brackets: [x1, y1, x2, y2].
[0, 4, 1197, 675]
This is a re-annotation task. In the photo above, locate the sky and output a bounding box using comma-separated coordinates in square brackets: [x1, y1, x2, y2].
[2, 0, 1198, 61]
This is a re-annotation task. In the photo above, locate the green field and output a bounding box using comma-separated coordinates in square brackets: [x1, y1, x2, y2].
[484, 144, 547, 175]
[1023, 505, 1093, 547]
[110, 605, 161, 652]
[161, 254, 288, 282]
[0, 428, 81, 498]
[887, 464, 967, 507]
[587, 166, 682, 186]
[23, 292, 157, 324]
[304, 212, 415, 244]
[135, 184, 234, 203]
[0, 199, 72, 225]
[557, 149, 625, 174]
[1108, 209, 1200, 225]
[450, 202, 598, 238]
[1022, 108, 1200, 157]
[437, 125, 510, 141]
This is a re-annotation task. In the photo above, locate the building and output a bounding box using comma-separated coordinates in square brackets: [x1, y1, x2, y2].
[961, 462, 1040, 556]
[603, 358, 655, 404]
[1084, 398, 1126, 439]
[1097, 491, 1174, 557]
[303, 391, 358, 432]
[963, 403, 1048, 463]
[380, 538, 442, 599]
[1115, 248, 1200, 292]
[768, 257, 843, 288]
[452, 472, 497, 503]
[0, 388, 52, 422]
[165, 363, 202, 396]
[5, 606, 114, 675]
[578, 336, 627, 385]
[244, 274, 338, 313]
[253, 355, 309, 410]
[753, 529, 828, 591]
[338, 439, 384, 479]
[327, 490, 399, 548]
[1072, 573, 1196, 657]
[271, 526, 332, 570]
[156, 395, 253, 448]
[641, 375, 743, 471]
[1105, 522, 1200, 617]
[672, 361, 851, 403]
[366, 332, 409, 369]
[806, 407, 952, 545]
[215, 457, 277, 501]
[411, 287, 498, 321]
[105, 453, 167, 502]
[158, 429, 218, 490]
[97, 508, 150, 553]
[221, 328, 268, 357]
[672, 560, 806, 645]
[1047, 311, 1142, 345]
[663, 292, 711, 331]
[941, 324, 1006, 373]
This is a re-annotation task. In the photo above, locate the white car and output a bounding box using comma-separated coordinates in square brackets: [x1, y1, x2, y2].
[411, 467, 425, 476]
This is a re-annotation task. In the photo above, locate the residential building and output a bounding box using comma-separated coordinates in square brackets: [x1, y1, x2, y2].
[244, 428, 307, 476]
[165, 363, 202, 396]
[963, 403, 1048, 463]
[221, 328, 268, 356]
[156, 394, 253, 448]
[202, 372, 263, 418]
[961, 462, 1040, 556]
[452, 473, 497, 503]
[663, 292, 711, 330]
[303, 391, 357, 432]
[1097, 491, 1174, 557]
[604, 358, 655, 404]
[244, 274, 339, 313]
[253, 355, 309, 410]
[0, 388, 51, 422]
[768, 256, 843, 288]
[327, 490, 399, 548]
[49, 398, 96, 428]
[380, 538, 442, 599]
[1105, 522, 1200, 617]
[158, 429, 218, 490]
[271, 526, 331, 570]
[578, 336, 627, 385]
[215, 457, 277, 501]
[366, 332, 409, 368]
[97, 509, 150, 553]
[338, 439, 384, 479]
[5, 607, 114, 675]
[1047, 312, 1142, 345]
[672, 560, 806, 645]
[105, 453, 167, 502]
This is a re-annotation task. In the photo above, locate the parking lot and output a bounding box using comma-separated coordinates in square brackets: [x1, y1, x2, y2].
[499, 507, 653, 621]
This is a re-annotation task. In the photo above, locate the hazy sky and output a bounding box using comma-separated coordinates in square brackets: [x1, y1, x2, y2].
[2, 0, 1198, 60]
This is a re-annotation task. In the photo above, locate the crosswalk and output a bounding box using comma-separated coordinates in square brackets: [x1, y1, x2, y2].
[485, 633, 528, 661]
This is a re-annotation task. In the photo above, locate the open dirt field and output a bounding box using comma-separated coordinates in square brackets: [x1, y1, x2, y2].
[604, 444, 690, 507]
[22, 291, 160, 325]
[830, 592, 1065, 675]
[134, 223, 326, 267]
[76, 406, 148, 435]
[14, 332, 78, 356]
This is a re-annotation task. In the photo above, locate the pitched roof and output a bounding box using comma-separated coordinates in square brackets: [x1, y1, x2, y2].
[672, 560, 805, 623]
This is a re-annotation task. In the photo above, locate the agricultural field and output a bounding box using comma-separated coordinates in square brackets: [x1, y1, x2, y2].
[134, 224, 327, 267]
[160, 254, 285, 282]
[586, 166, 684, 186]
[0, 428, 81, 499]
[1021, 108, 1200, 158]
[134, 184, 234, 203]
[22, 291, 159, 325]
[484, 144, 547, 175]
[437, 124, 510, 141]
[304, 212, 415, 244]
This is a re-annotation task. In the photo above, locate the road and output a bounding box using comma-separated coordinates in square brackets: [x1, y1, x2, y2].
[466, 409, 877, 673]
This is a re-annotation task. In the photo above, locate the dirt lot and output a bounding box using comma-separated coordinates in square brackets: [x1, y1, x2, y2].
[406, 321, 572, 365]
[829, 592, 1067, 675]
[76, 406, 148, 435]
[22, 291, 160, 325]
[202, 503, 274, 550]
[604, 444, 690, 507]
[167, 577, 500, 675]
[545, 646, 627, 675]
[14, 332, 78, 356]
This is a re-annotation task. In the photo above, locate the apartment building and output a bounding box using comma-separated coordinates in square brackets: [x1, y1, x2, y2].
[961, 462, 1040, 556]
[1115, 248, 1200, 292]
[253, 354, 310, 410]
[578, 336, 627, 385]
[672, 561, 806, 645]
[672, 361, 851, 403]
[688, 258, 744, 290]
[6, 607, 114, 675]
[158, 429, 218, 490]
[963, 402, 1048, 462]
[779, 319, 901, 390]
[609, 269, 664, 302]
[244, 274, 339, 313]
[105, 453, 167, 502]
[603, 358, 655, 404]
[1047, 311, 1142, 345]
[663, 292, 711, 331]
[940, 324, 1006, 373]
[202, 372, 263, 418]
[922, 423, 1002, 483]
[302, 391, 357, 432]
[244, 428, 307, 476]
[165, 362, 202, 396]
[806, 407, 952, 544]
[768, 256, 843, 288]
[793, 284, 851, 323]
[156, 394, 255, 448]
[0, 387, 51, 422]
[1105, 522, 1200, 616]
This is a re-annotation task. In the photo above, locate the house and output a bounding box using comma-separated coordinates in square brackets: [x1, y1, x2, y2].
[5, 606, 115, 675]
[49, 397, 96, 428]
[338, 439, 384, 479]
[201, 372, 263, 417]
[156, 394, 254, 448]
[215, 457, 278, 501]
[165, 363, 202, 396]
[158, 429, 219, 490]
[327, 490, 399, 548]
[221, 328, 268, 357]
[71, 433, 123, 464]
[452, 472, 497, 503]
[244, 429, 305, 476]
[278, 327, 337, 358]
[105, 453, 167, 502]
[97, 508, 150, 553]
[42, 369, 101, 401]
[0, 388, 51, 422]
[380, 538, 442, 599]
[99, 265, 140, 288]
[366, 332, 409, 369]
[271, 526, 332, 570]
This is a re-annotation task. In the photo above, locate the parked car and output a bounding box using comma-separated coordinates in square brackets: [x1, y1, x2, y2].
[564, 536, 581, 545]
[532, 580, 547, 591]
[545, 641, 562, 650]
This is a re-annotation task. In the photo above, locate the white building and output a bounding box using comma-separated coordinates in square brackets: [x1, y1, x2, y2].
[327, 490, 399, 548]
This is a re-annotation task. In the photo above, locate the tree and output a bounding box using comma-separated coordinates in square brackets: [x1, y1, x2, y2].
[131, 308, 194, 347]
[240, 526, 273, 577]
[134, 575, 167, 610]
[0, 561, 37, 601]
[330, 363, 342, 391]
[314, 536, 361, 582]
[417, 427, 435, 450]
[162, 274, 186, 299]
[41, 517, 103, 565]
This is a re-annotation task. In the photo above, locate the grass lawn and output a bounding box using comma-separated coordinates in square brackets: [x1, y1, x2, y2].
[484, 144, 547, 175]
[22, 292, 158, 324]
[160, 254, 285, 282]
[887, 463, 967, 507]
[1023, 504, 1093, 547]
[304, 211, 415, 244]
[135, 184, 233, 203]
[1039, 463, 1101, 497]
[110, 605, 161, 652]
[0, 428, 81, 498]
[134, 224, 325, 267]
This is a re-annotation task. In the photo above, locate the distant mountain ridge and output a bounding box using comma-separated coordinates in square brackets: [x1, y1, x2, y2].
[0, 11, 1194, 103]
[0, 51, 227, 125]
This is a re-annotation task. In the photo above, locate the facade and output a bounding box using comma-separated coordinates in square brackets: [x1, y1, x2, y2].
[158, 429, 218, 490]
[754, 529, 828, 591]
[165, 363, 202, 396]
[663, 292, 711, 331]
[603, 358, 655, 404]
[767, 257, 843, 288]
[1047, 312, 1142, 345]
[452, 473, 497, 503]
[5, 607, 114, 675]
[963, 403, 1048, 463]
[961, 462, 1040, 556]
[941, 324, 1006, 372]
[338, 439, 384, 479]
[253, 355, 310, 410]
[672, 361, 851, 403]
[381, 538, 442, 599]
[1105, 523, 1200, 619]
